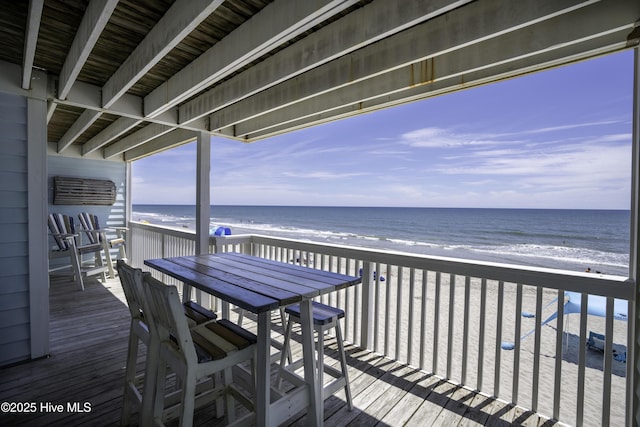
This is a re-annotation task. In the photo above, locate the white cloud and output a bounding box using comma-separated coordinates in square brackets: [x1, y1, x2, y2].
[400, 127, 507, 149]
[282, 171, 369, 179]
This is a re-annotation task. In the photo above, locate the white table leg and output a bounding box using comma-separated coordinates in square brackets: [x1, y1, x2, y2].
[221, 300, 230, 319]
[256, 311, 271, 426]
[181, 283, 192, 303]
[299, 299, 321, 426]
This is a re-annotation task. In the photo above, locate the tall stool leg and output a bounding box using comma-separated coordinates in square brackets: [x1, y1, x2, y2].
[277, 315, 294, 389]
[334, 321, 352, 410]
[278, 302, 353, 412]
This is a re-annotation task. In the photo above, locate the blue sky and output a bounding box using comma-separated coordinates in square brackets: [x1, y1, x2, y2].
[132, 50, 634, 209]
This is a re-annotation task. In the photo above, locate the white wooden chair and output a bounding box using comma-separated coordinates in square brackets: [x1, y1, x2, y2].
[78, 212, 127, 278]
[278, 301, 353, 411]
[142, 274, 257, 427]
[47, 213, 108, 290]
[116, 260, 220, 426]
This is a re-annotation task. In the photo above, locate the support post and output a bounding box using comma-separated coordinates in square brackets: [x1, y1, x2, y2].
[631, 46, 640, 427]
[28, 69, 49, 359]
[195, 131, 211, 256]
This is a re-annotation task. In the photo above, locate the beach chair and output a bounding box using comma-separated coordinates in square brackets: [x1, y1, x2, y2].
[77, 212, 128, 278]
[587, 331, 605, 352]
[47, 213, 108, 290]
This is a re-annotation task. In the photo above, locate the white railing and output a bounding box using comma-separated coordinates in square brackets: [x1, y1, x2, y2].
[129, 221, 634, 427]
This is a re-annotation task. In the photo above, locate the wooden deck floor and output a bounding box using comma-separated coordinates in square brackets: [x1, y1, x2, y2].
[0, 275, 562, 426]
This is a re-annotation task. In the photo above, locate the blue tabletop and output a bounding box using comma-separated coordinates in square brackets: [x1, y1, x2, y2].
[144, 252, 361, 313]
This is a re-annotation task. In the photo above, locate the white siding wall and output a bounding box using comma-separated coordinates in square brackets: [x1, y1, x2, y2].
[47, 155, 127, 269]
[0, 91, 30, 365]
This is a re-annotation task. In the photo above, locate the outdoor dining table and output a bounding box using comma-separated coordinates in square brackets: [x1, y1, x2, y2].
[144, 252, 362, 426]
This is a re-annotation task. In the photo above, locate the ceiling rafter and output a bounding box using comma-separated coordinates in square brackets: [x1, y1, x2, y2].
[57, 109, 101, 152]
[58, 0, 223, 154]
[96, 0, 359, 159]
[178, 0, 473, 127]
[240, 27, 632, 140]
[22, 0, 44, 90]
[101, 0, 225, 108]
[51, 78, 210, 133]
[104, 122, 174, 158]
[124, 128, 198, 161]
[58, 0, 118, 100]
[142, 0, 359, 118]
[209, 0, 597, 132]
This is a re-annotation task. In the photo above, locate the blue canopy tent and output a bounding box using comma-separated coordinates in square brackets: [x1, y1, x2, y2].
[502, 291, 628, 351]
[210, 226, 231, 236]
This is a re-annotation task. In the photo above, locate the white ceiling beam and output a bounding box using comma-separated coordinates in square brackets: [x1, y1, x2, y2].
[234, 0, 638, 138]
[58, 0, 118, 100]
[84, 0, 342, 157]
[46, 101, 57, 123]
[124, 129, 197, 161]
[101, 0, 223, 108]
[52, 79, 208, 133]
[143, 0, 359, 118]
[209, 0, 597, 131]
[178, 0, 473, 126]
[60, 0, 220, 153]
[92, 0, 359, 158]
[57, 110, 101, 152]
[104, 123, 175, 159]
[82, 117, 141, 156]
[21, 0, 44, 90]
[241, 30, 631, 141]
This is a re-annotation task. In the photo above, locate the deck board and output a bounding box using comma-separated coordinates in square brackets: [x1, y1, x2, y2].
[0, 274, 562, 426]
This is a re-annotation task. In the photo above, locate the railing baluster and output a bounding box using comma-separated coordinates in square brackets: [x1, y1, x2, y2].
[603, 297, 614, 427]
[433, 271, 441, 374]
[477, 278, 487, 391]
[532, 286, 543, 412]
[408, 267, 415, 366]
[354, 260, 361, 345]
[576, 292, 588, 427]
[360, 261, 373, 350]
[495, 281, 504, 397]
[462, 276, 470, 385]
[396, 266, 404, 362]
[553, 289, 565, 420]
[446, 273, 455, 380]
[374, 261, 381, 353]
[420, 269, 428, 371]
[385, 263, 392, 357]
[513, 283, 523, 404]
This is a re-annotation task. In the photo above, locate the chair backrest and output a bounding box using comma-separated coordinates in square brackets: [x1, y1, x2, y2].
[116, 260, 150, 324]
[77, 212, 101, 244]
[48, 213, 76, 251]
[142, 274, 199, 364]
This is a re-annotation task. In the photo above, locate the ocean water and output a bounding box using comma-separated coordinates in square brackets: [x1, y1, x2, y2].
[132, 205, 630, 277]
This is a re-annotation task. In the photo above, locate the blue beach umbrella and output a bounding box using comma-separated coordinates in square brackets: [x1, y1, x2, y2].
[210, 226, 231, 236]
[501, 291, 628, 350]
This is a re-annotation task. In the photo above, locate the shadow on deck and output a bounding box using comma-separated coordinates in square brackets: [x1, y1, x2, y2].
[0, 275, 560, 426]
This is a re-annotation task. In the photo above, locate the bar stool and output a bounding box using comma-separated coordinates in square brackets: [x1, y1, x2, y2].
[278, 301, 353, 410]
[143, 275, 257, 427]
[116, 261, 219, 426]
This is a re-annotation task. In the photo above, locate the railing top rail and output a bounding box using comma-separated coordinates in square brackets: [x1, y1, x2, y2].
[130, 220, 196, 239]
[216, 234, 632, 300]
[131, 223, 632, 301]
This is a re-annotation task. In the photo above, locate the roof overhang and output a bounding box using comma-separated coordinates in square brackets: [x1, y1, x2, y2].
[1, 0, 638, 160]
